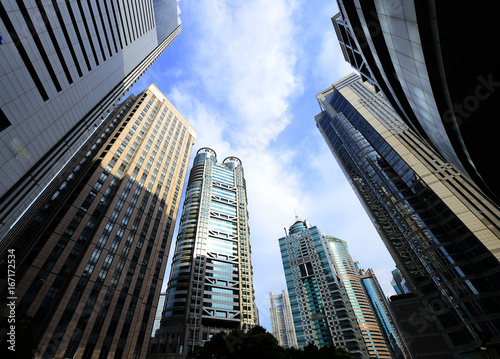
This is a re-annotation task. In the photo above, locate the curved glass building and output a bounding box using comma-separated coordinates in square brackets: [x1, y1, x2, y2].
[332, 1, 500, 204]
[150, 148, 256, 358]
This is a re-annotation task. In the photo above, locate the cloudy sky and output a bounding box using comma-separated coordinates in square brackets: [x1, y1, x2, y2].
[129, 0, 397, 331]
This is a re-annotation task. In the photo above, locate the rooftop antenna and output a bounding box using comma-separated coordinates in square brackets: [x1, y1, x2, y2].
[294, 207, 299, 219]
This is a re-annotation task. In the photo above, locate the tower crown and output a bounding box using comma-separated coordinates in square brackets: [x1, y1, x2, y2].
[288, 216, 310, 235]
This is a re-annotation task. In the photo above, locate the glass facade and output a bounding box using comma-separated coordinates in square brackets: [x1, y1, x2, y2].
[390, 268, 410, 295]
[315, 73, 500, 356]
[0, 85, 196, 358]
[151, 148, 255, 358]
[153, 0, 181, 42]
[269, 290, 298, 349]
[327, 236, 398, 359]
[0, 0, 183, 241]
[278, 218, 367, 358]
[359, 267, 412, 359]
[333, 1, 500, 204]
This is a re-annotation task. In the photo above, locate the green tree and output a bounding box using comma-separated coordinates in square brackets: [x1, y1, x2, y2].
[193, 326, 355, 359]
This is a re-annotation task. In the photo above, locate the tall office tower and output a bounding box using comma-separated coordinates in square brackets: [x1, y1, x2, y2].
[150, 148, 256, 358]
[357, 266, 412, 359]
[332, 1, 500, 204]
[315, 73, 500, 357]
[0, 84, 196, 358]
[390, 269, 409, 295]
[0, 0, 182, 239]
[278, 217, 367, 357]
[269, 290, 298, 349]
[327, 236, 400, 358]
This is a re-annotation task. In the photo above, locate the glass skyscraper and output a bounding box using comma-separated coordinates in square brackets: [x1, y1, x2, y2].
[0, 84, 196, 358]
[278, 217, 367, 358]
[332, 1, 500, 204]
[327, 236, 407, 358]
[269, 290, 298, 349]
[315, 73, 500, 357]
[150, 148, 256, 358]
[390, 269, 410, 296]
[358, 267, 411, 359]
[0, 0, 182, 240]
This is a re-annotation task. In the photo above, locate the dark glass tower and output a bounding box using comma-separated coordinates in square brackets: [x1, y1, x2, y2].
[0, 84, 196, 358]
[332, 1, 500, 204]
[0, 1, 182, 239]
[315, 73, 500, 357]
[150, 148, 256, 358]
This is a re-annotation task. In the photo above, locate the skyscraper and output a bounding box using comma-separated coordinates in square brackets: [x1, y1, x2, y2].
[0, 84, 196, 358]
[315, 73, 500, 357]
[0, 0, 182, 239]
[278, 217, 367, 357]
[327, 236, 401, 358]
[390, 269, 409, 296]
[269, 290, 298, 349]
[332, 1, 500, 204]
[150, 148, 256, 358]
[358, 267, 411, 359]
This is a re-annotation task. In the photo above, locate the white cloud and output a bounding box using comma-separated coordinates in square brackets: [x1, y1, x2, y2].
[152, 0, 398, 331]
[186, 0, 303, 145]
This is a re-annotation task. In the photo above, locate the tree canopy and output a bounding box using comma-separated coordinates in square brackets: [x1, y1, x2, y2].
[190, 325, 354, 359]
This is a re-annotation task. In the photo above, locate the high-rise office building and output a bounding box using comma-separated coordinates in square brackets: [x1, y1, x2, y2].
[332, 1, 500, 204]
[150, 148, 256, 358]
[327, 236, 401, 358]
[0, 84, 196, 358]
[358, 267, 411, 359]
[390, 269, 409, 296]
[278, 217, 367, 357]
[269, 290, 298, 349]
[315, 73, 500, 357]
[0, 0, 182, 239]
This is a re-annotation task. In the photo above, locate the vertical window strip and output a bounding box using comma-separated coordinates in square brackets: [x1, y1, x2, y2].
[109, 0, 125, 48]
[34, 0, 74, 84]
[0, 2, 49, 100]
[51, 0, 86, 75]
[95, 0, 116, 57]
[122, 0, 135, 42]
[93, 0, 113, 57]
[148, 0, 155, 32]
[128, 0, 139, 41]
[119, 0, 132, 44]
[138, 0, 147, 36]
[15, 0, 62, 93]
[0, 108, 11, 132]
[144, 0, 152, 32]
[72, 0, 100, 67]
[85, 0, 107, 62]
[102, 0, 120, 52]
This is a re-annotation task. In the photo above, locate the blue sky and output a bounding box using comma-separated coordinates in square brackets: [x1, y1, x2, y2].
[128, 0, 397, 331]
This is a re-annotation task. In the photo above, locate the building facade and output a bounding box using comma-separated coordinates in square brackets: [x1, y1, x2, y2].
[358, 267, 411, 359]
[0, 84, 196, 358]
[332, 1, 500, 204]
[0, 0, 182, 239]
[327, 236, 401, 358]
[150, 148, 256, 358]
[315, 73, 500, 357]
[390, 269, 409, 296]
[278, 217, 367, 357]
[269, 290, 298, 349]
